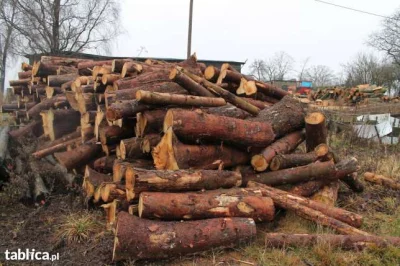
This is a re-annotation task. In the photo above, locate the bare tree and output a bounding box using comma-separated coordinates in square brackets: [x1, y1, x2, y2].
[0, 0, 19, 94]
[248, 59, 267, 81]
[297, 57, 310, 81]
[272, 51, 294, 80]
[304, 65, 335, 87]
[369, 9, 400, 66]
[3, 0, 121, 55]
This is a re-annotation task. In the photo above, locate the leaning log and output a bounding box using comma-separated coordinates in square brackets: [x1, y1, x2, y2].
[364, 172, 400, 190]
[8, 120, 43, 139]
[114, 82, 188, 101]
[26, 95, 68, 119]
[112, 212, 256, 261]
[305, 112, 328, 152]
[251, 130, 305, 172]
[169, 68, 215, 97]
[106, 100, 152, 121]
[32, 136, 81, 159]
[138, 189, 274, 222]
[54, 140, 102, 170]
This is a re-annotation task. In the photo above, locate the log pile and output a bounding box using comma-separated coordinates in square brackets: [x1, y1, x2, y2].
[3, 54, 399, 262]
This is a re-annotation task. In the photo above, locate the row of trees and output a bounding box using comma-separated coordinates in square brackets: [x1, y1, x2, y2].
[0, 0, 121, 93]
[248, 8, 400, 95]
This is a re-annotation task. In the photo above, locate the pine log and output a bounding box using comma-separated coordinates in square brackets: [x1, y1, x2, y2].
[247, 181, 369, 235]
[32, 62, 59, 77]
[29, 84, 46, 95]
[270, 144, 330, 171]
[364, 172, 400, 190]
[121, 61, 143, 77]
[311, 181, 340, 206]
[99, 125, 134, 146]
[112, 212, 256, 261]
[204, 65, 220, 82]
[241, 97, 271, 110]
[77, 60, 112, 76]
[248, 95, 305, 138]
[251, 130, 306, 172]
[153, 128, 250, 170]
[47, 73, 78, 87]
[136, 90, 226, 107]
[0, 126, 10, 164]
[54, 140, 102, 170]
[9, 79, 31, 87]
[76, 92, 97, 114]
[71, 76, 94, 91]
[93, 155, 116, 174]
[112, 160, 155, 182]
[206, 104, 251, 119]
[101, 74, 121, 85]
[169, 68, 215, 97]
[120, 137, 149, 160]
[138, 189, 274, 222]
[176, 67, 260, 115]
[81, 125, 94, 142]
[101, 200, 119, 230]
[75, 84, 95, 94]
[305, 112, 328, 152]
[57, 65, 79, 75]
[125, 168, 242, 201]
[135, 109, 166, 137]
[82, 166, 113, 198]
[40, 56, 88, 67]
[112, 59, 133, 73]
[164, 109, 275, 147]
[45, 86, 63, 98]
[113, 70, 170, 91]
[247, 182, 362, 227]
[9, 120, 43, 139]
[45, 109, 81, 141]
[18, 71, 32, 79]
[251, 81, 289, 100]
[289, 180, 329, 197]
[106, 100, 152, 121]
[32, 136, 81, 159]
[21, 62, 32, 71]
[243, 157, 358, 186]
[11, 86, 29, 95]
[264, 233, 400, 249]
[140, 133, 162, 153]
[92, 65, 112, 79]
[1, 103, 19, 113]
[26, 95, 68, 119]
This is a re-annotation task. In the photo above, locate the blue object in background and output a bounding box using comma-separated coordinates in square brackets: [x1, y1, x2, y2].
[301, 81, 312, 88]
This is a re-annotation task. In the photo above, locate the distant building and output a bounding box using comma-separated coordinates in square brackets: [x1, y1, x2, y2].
[25, 52, 245, 73]
[270, 79, 312, 94]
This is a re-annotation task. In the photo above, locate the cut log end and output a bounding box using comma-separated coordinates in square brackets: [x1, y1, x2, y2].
[168, 68, 178, 80]
[305, 112, 326, 125]
[163, 109, 174, 133]
[251, 155, 268, 172]
[152, 128, 179, 170]
[204, 66, 217, 81]
[315, 143, 329, 158]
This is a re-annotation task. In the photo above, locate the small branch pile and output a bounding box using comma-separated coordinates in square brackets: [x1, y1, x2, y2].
[3, 55, 400, 262]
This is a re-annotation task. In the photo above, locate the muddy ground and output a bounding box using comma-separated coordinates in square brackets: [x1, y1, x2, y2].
[0, 132, 399, 266]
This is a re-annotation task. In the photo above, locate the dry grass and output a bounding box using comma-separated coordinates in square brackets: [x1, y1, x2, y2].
[56, 212, 104, 244]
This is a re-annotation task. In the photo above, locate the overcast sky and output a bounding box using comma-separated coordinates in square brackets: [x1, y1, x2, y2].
[6, 0, 400, 84]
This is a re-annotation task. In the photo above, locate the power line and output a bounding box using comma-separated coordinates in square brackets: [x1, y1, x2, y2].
[315, 0, 398, 21]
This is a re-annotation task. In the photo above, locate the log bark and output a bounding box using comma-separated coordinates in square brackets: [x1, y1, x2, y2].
[45, 86, 63, 98]
[77, 60, 112, 76]
[18, 71, 32, 79]
[1, 103, 19, 113]
[176, 67, 260, 115]
[248, 95, 305, 138]
[32, 136, 81, 159]
[138, 189, 274, 222]
[101, 200, 118, 230]
[264, 233, 400, 249]
[82, 166, 113, 198]
[364, 172, 400, 190]
[251, 130, 305, 172]
[243, 157, 358, 186]
[47, 73, 78, 87]
[101, 74, 121, 85]
[106, 100, 152, 121]
[54, 140, 102, 170]
[206, 104, 251, 119]
[114, 70, 170, 91]
[112, 159, 155, 182]
[169, 68, 215, 97]
[119, 137, 149, 160]
[9, 120, 43, 139]
[57, 65, 79, 75]
[93, 155, 116, 174]
[32, 62, 59, 77]
[140, 133, 162, 153]
[125, 168, 242, 201]
[99, 125, 135, 145]
[114, 82, 188, 101]
[289, 180, 329, 197]
[247, 181, 369, 236]
[113, 212, 256, 261]
[0, 126, 10, 164]
[253, 81, 288, 100]
[153, 128, 250, 170]
[136, 90, 226, 107]
[9, 78, 31, 87]
[45, 109, 81, 141]
[135, 109, 166, 137]
[305, 112, 328, 152]
[26, 95, 68, 119]
[247, 182, 362, 228]
[270, 144, 330, 171]
[164, 109, 275, 147]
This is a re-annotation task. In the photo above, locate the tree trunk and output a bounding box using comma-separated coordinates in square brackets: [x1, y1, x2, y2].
[164, 109, 275, 147]
[135, 109, 166, 137]
[114, 82, 188, 102]
[136, 90, 226, 107]
[270, 144, 329, 171]
[138, 189, 274, 222]
[153, 128, 250, 170]
[54, 140, 102, 170]
[125, 167, 242, 201]
[26, 95, 68, 119]
[113, 212, 256, 261]
[113, 70, 170, 91]
[247, 182, 362, 228]
[247, 181, 369, 236]
[106, 100, 152, 121]
[169, 68, 215, 97]
[305, 112, 327, 152]
[243, 157, 358, 186]
[264, 233, 400, 249]
[101, 199, 118, 230]
[248, 95, 305, 138]
[251, 130, 305, 172]
[364, 172, 400, 190]
[93, 155, 116, 174]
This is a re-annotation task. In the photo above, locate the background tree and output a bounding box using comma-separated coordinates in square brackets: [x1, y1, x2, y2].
[0, 0, 19, 94]
[297, 57, 310, 81]
[248, 59, 267, 81]
[3, 0, 121, 54]
[369, 9, 400, 66]
[248, 51, 294, 82]
[304, 65, 335, 87]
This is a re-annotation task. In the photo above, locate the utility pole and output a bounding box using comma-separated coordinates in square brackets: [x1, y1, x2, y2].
[187, 0, 194, 59]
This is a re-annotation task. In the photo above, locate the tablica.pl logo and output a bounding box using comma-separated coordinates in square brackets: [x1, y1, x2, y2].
[4, 249, 59, 261]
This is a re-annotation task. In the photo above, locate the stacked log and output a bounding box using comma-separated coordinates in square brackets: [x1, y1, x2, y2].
[3, 54, 395, 263]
